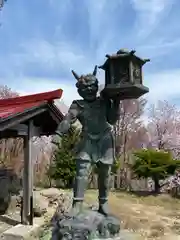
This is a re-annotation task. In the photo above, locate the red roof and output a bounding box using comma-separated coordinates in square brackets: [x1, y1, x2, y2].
[0, 89, 63, 119]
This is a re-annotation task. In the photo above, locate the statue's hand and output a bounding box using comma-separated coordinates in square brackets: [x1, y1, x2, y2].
[51, 134, 62, 146]
[111, 94, 121, 106]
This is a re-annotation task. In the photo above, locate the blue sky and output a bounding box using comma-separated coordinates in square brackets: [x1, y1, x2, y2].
[0, 0, 180, 106]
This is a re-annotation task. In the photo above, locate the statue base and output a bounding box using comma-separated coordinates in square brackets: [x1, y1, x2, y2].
[52, 207, 120, 239]
[101, 83, 149, 100]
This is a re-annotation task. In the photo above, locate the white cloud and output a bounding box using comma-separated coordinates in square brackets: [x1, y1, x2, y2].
[0, 0, 180, 111]
[137, 38, 180, 59]
[131, 0, 174, 39]
[145, 69, 180, 104]
[10, 68, 105, 107]
[17, 39, 93, 73]
[1, 36, 180, 109]
[15, 77, 79, 107]
[4, 67, 180, 110]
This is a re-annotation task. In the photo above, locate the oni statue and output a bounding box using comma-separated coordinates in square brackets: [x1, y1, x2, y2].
[52, 66, 120, 216]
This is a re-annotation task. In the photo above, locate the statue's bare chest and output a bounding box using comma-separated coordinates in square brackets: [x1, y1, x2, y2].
[78, 99, 107, 124]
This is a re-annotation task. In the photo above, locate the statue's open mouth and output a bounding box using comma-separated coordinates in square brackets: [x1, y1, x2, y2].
[86, 93, 95, 98]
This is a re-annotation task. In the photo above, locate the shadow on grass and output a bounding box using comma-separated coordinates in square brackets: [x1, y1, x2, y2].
[0, 215, 20, 226]
[128, 190, 161, 197]
[113, 189, 162, 197]
[128, 190, 180, 199]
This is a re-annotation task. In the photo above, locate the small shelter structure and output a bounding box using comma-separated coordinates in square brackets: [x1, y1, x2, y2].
[0, 89, 64, 225]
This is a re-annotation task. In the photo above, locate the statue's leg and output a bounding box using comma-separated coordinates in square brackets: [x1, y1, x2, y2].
[97, 162, 111, 216]
[96, 131, 114, 216]
[72, 159, 91, 212]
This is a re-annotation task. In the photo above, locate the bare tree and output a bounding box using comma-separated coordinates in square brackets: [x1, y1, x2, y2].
[0, 86, 23, 172]
[0, 85, 18, 99]
[114, 98, 147, 188]
[114, 98, 147, 158]
[33, 136, 54, 187]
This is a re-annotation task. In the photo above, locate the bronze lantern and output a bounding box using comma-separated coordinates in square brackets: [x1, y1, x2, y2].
[99, 49, 150, 100]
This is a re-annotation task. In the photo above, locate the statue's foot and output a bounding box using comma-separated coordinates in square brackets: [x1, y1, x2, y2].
[98, 200, 109, 216]
[66, 201, 83, 217]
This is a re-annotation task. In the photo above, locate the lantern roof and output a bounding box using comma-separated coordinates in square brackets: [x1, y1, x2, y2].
[99, 49, 150, 70]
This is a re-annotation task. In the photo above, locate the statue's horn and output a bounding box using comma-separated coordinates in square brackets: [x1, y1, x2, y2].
[93, 65, 97, 76]
[71, 70, 80, 80]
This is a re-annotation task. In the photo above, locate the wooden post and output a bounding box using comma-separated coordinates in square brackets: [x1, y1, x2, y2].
[22, 120, 34, 225]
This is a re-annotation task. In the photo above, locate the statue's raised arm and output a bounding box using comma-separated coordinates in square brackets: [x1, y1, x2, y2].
[55, 100, 79, 137]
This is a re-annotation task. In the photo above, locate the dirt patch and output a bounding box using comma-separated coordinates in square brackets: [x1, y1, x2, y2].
[85, 190, 180, 239]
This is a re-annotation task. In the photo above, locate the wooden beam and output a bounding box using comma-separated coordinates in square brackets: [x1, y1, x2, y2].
[7, 124, 42, 137]
[9, 124, 28, 136]
[22, 120, 34, 225]
[0, 129, 18, 139]
[10, 124, 42, 136]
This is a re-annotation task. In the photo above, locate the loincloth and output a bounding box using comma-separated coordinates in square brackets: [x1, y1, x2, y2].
[74, 130, 115, 165]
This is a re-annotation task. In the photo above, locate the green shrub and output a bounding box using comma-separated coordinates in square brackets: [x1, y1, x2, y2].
[49, 126, 80, 188]
[132, 149, 180, 193]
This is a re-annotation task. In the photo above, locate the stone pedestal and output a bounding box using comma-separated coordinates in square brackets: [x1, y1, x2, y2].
[52, 207, 120, 240]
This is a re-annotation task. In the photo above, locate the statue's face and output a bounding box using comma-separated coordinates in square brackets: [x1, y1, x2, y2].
[77, 75, 98, 101]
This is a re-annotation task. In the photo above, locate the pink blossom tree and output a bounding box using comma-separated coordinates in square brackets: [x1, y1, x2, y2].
[146, 100, 180, 157]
